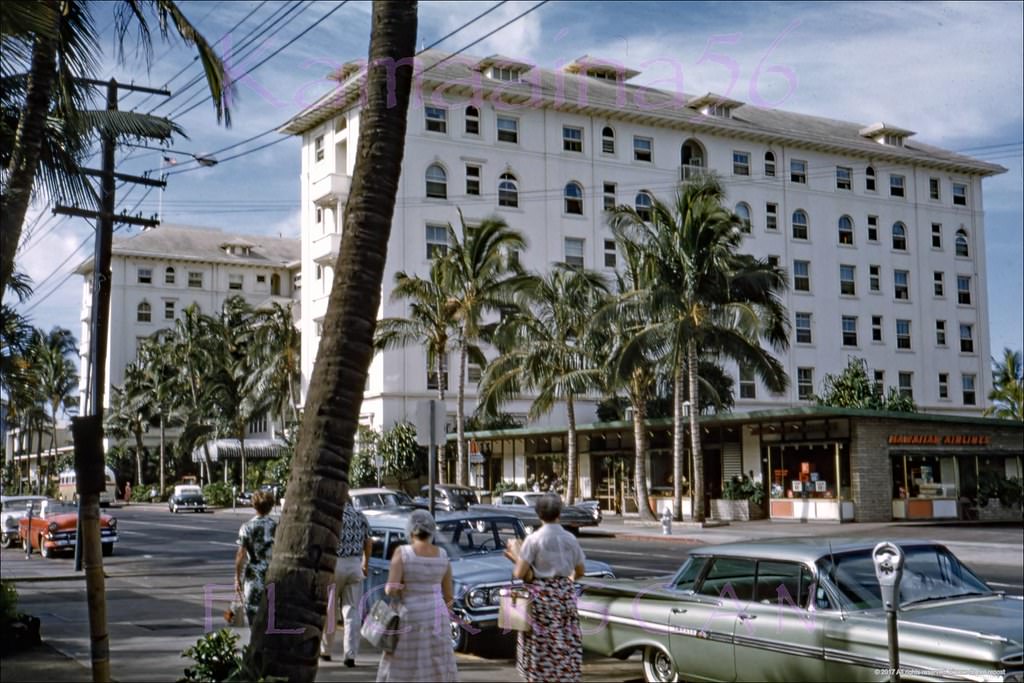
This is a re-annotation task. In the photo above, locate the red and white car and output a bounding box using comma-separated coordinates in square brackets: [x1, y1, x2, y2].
[19, 499, 119, 558]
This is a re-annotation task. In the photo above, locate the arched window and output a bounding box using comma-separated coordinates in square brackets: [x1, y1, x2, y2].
[164, 266, 176, 285]
[464, 105, 480, 135]
[137, 301, 152, 323]
[601, 126, 615, 154]
[865, 165, 876, 192]
[635, 191, 653, 222]
[498, 172, 519, 207]
[792, 209, 809, 240]
[838, 215, 854, 245]
[764, 151, 776, 177]
[955, 229, 969, 257]
[734, 202, 752, 233]
[892, 222, 907, 251]
[425, 163, 447, 199]
[564, 182, 584, 215]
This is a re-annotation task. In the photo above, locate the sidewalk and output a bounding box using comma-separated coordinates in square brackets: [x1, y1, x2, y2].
[1, 642, 91, 682]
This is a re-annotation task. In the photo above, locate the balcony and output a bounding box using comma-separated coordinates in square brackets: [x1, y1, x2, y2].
[311, 172, 351, 206]
[311, 230, 341, 265]
[679, 164, 707, 182]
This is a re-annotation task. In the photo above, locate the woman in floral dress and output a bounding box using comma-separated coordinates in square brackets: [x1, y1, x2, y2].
[234, 490, 278, 627]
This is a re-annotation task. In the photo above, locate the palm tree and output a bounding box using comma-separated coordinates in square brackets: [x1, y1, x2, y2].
[1, 0, 231, 304]
[137, 336, 178, 494]
[247, 302, 302, 430]
[610, 173, 790, 522]
[31, 326, 79, 483]
[167, 304, 219, 483]
[482, 264, 608, 504]
[443, 211, 526, 485]
[106, 365, 150, 487]
[985, 348, 1024, 421]
[245, 4, 417, 679]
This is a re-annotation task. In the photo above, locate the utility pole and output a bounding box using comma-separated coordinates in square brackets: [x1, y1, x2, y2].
[55, 78, 168, 683]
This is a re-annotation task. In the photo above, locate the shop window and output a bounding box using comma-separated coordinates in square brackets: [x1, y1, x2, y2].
[894, 454, 956, 500]
[769, 443, 847, 502]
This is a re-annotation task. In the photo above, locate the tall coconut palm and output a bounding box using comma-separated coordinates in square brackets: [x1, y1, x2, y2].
[106, 365, 150, 486]
[247, 302, 302, 430]
[443, 211, 526, 485]
[137, 336, 178, 494]
[481, 264, 608, 504]
[31, 326, 79, 483]
[985, 348, 1024, 421]
[611, 173, 790, 522]
[167, 304, 219, 483]
[245, 3, 417, 679]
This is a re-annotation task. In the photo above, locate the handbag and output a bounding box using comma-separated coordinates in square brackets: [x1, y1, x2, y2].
[498, 586, 533, 632]
[223, 600, 246, 627]
[361, 599, 401, 653]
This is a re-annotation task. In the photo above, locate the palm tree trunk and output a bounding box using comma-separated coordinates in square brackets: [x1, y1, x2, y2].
[159, 417, 166, 495]
[456, 336, 468, 486]
[245, 4, 417, 679]
[688, 340, 705, 523]
[239, 432, 246, 492]
[672, 362, 685, 521]
[134, 429, 145, 486]
[566, 396, 577, 504]
[631, 389, 655, 520]
[0, 2, 58, 305]
[436, 351, 446, 482]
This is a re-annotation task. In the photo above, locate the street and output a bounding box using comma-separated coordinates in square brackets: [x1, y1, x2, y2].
[2, 505, 1021, 682]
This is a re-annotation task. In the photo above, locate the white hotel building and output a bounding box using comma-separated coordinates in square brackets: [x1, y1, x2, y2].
[282, 51, 1004, 438]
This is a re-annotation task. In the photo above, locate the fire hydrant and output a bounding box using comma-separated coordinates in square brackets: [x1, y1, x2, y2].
[661, 506, 672, 535]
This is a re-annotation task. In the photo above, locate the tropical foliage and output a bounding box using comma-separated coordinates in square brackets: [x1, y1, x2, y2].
[815, 357, 917, 413]
[984, 348, 1024, 421]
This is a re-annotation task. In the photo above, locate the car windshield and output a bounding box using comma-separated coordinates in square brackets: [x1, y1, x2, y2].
[177, 487, 202, 496]
[522, 494, 542, 505]
[353, 492, 410, 509]
[435, 518, 524, 558]
[819, 545, 993, 610]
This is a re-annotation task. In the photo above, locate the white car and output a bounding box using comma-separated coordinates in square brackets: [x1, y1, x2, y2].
[1, 495, 48, 548]
[168, 485, 207, 513]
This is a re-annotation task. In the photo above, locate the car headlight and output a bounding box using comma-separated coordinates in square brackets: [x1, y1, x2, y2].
[48, 522, 59, 533]
[467, 588, 488, 609]
[488, 587, 503, 606]
[4, 517, 17, 529]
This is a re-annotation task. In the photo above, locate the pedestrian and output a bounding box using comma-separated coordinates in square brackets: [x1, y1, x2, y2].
[376, 509, 458, 682]
[234, 490, 278, 627]
[321, 499, 372, 667]
[125, 482, 131, 505]
[504, 492, 586, 683]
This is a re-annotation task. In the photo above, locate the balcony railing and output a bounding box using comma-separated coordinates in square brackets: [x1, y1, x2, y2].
[679, 164, 707, 182]
[311, 172, 351, 205]
[311, 231, 341, 265]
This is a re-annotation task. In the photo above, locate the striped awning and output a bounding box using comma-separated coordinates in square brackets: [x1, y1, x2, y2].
[192, 438, 286, 463]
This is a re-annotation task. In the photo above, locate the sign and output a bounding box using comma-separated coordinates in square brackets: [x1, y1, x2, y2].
[414, 400, 447, 447]
[887, 434, 991, 446]
[468, 440, 484, 464]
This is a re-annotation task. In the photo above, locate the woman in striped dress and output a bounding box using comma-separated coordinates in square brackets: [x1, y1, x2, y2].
[376, 510, 458, 682]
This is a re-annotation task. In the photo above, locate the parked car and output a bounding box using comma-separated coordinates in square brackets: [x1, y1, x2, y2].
[19, 499, 118, 558]
[577, 538, 1023, 682]
[168, 484, 207, 513]
[363, 509, 614, 652]
[414, 484, 480, 512]
[349, 487, 422, 511]
[1, 495, 48, 549]
[472, 490, 602, 534]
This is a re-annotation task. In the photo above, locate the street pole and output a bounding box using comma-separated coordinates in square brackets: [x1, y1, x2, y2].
[428, 400, 436, 517]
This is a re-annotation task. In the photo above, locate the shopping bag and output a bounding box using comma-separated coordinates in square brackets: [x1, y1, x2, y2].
[498, 586, 532, 632]
[361, 599, 401, 653]
[223, 600, 246, 627]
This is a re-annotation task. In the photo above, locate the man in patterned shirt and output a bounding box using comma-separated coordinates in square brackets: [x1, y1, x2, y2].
[321, 499, 371, 667]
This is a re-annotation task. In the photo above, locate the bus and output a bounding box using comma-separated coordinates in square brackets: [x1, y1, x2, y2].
[58, 467, 118, 507]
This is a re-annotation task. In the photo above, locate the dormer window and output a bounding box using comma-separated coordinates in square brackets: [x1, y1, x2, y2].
[859, 122, 915, 148]
[688, 93, 743, 119]
[489, 66, 522, 82]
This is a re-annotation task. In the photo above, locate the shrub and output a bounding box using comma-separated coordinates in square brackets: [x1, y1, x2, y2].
[978, 472, 1024, 509]
[0, 582, 17, 622]
[721, 472, 765, 507]
[202, 483, 234, 507]
[179, 630, 283, 683]
[491, 480, 519, 498]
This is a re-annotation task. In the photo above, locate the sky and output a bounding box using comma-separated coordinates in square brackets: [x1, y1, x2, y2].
[14, 0, 1024, 367]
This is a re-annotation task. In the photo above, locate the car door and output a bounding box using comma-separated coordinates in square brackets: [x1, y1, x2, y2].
[732, 560, 824, 681]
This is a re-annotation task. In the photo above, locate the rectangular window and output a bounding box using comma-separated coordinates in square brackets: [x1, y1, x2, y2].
[936, 320, 947, 346]
[766, 202, 778, 231]
[929, 177, 941, 200]
[733, 151, 750, 176]
[425, 106, 447, 133]
[894, 270, 909, 300]
[866, 169, 876, 192]
[957, 276, 972, 305]
[496, 115, 518, 143]
[163, 300, 175, 320]
[426, 224, 448, 259]
[465, 107, 479, 135]
[565, 237, 585, 268]
[867, 214, 879, 242]
[633, 136, 653, 162]
[898, 372, 913, 399]
[137, 303, 151, 323]
[793, 260, 810, 292]
[952, 182, 967, 206]
[938, 373, 949, 400]
[465, 164, 480, 196]
[188, 271, 203, 288]
[790, 159, 807, 184]
[603, 239, 617, 268]
[427, 355, 449, 392]
[602, 129, 615, 154]
[256, 274, 266, 284]
[562, 125, 583, 152]
[959, 324, 974, 353]
[836, 166, 852, 190]
[764, 153, 776, 177]
[314, 135, 324, 162]
[931, 223, 942, 249]
[874, 370, 885, 397]
[137, 267, 152, 284]
[164, 268, 175, 285]
[840, 264, 856, 296]
[467, 362, 482, 384]
[869, 265, 881, 292]
[933, 271, 945, 297]
[603, 182, 616, 211]
[795, 312, 812, 344]
[890, 174, 905, 197]
[896, 319, 911, 349]
[315, 207, 323, 224]
[872, 315, 883, 342]
[842, 315, 858, 346]
[315, 264, 322, 281]
[739, 366, 756, 399]
[797, 367, 814, 400]
[962, 374, 976, 405]
[229, 274, 243, 291]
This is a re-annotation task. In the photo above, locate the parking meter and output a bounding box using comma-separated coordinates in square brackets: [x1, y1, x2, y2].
[873, 542, 905, 681]
[232, 486, 237, 511]
[25, 502, 34, 559]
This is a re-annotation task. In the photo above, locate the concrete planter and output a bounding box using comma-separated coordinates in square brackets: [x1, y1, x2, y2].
[976, 499, 1024, 522]
[711, 499, 766, 521]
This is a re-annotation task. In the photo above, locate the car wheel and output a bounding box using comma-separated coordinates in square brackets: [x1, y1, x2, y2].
[39, 536, 52, 559]
[450, 617, 469, 652]
[643, 646, 679, 682]
[102, 543, 113, 557]
[1, 535, 11, 549]
[171, 504, 178, 514]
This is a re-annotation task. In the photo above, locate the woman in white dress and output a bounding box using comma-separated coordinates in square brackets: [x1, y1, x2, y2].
[376, 510, 458, 682]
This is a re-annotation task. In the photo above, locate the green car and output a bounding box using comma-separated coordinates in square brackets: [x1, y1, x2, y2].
[578, 539, 1023, 682]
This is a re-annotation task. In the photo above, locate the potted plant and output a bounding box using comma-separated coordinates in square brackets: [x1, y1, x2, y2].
[713, 472, 767, 521]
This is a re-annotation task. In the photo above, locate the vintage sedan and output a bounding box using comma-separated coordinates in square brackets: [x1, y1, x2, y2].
[578, 539, 1023, 682]
[19, 499, 118, 558]
[349, 487, 422, 511]
[413, 485, 480, 512]
[168, 484, 207, 513]
[363, 509, 614, 651]
[472, 490, 602, 534]
[1, 495, 48, 549]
